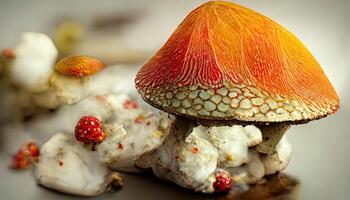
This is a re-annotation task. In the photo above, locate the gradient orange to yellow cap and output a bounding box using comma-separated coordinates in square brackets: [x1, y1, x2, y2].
[136, 1, 339, 119]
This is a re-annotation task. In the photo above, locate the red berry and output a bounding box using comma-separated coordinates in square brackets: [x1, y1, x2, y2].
[10, 141, 40, 170]
[213, 171, 232, 193]
[11, 150, 31, 169]
[75, 116, 105, 144]
[27, 142, 40, 157]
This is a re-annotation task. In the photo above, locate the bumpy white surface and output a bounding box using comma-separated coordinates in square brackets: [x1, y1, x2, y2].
[96, 95, 174, 172]
[261, 135, 292, 175]
[137, 125, 292, 193]
[34, 133, 119, 197]
[226, 150, 265, 184]
[29, 93, 174, 171]
[137, 125, 262, 192]
[10, 32, 58, 92]
[208, 126, 250, 167]
[31, 72, 90, 108]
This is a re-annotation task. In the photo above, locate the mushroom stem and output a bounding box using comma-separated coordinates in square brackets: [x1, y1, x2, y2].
[256, 123, 291, 154]
[172, 117, 196, 138]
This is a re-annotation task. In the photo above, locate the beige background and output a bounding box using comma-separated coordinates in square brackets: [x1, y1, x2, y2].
[0, 0, 349, 199]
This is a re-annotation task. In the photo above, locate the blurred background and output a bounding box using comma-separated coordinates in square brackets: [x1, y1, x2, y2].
[0, 0, 349, 199]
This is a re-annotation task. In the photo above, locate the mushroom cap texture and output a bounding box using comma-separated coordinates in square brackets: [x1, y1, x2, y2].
[55, 55, 104, 78]
[135, 1, 339, 123]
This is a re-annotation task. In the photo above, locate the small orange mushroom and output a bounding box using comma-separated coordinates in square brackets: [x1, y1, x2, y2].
[55, 55, 104, 78]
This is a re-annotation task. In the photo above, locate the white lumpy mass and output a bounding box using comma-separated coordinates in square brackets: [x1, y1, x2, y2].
[10, 32, 58, 92]
[32, 93, 174, 169]
[137, 125, 292, 193]
[34, 133, 121, 197]
[95, 95, 174, 172]
[34, 94, 174, 195]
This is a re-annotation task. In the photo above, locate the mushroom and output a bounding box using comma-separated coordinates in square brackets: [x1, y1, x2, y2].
[4, 33, 106, 110]
[55, 55, 104, 78]
[34, 132, 122, 197]
[135, 0, 339, 192]
[34, 55, 105, 108]
[30, 57, 137, 109]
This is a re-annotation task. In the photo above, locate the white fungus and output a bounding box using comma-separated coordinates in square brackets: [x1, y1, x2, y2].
[34, 133, 122, 197]
[137, 125, 292, 193]
[29, 94, 174, 172]
[10, 32, 58, 92]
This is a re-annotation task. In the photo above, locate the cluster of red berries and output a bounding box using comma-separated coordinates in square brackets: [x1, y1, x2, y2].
[75, 116, 105, 144]
[213, 171, 232, 193]
[11, 142, 40, 169]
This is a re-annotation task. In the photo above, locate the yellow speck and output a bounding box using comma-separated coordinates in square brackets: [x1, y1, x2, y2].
[226, 153, 234, 161]
[104, 130, 111, 136]
[153, 130, 163, 137]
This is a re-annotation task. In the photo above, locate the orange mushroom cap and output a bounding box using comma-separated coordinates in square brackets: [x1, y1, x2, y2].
[55, 55, 104, 78]
[135, 1, 339, 123]
[1, 48, 16, 59]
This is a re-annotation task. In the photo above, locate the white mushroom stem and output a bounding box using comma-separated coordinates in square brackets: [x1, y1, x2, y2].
[34, 133, 122, 197]
[256, 123, 291, 154]
[261, 135, 292, 175]
[31, 73, 90, 109]
[171, 117, 196, 139]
